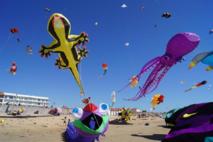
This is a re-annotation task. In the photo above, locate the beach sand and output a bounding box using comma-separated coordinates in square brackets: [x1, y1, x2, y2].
[0, 115, 170, 142]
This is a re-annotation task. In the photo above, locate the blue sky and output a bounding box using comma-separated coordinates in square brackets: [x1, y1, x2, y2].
[0, 0, 212, 111]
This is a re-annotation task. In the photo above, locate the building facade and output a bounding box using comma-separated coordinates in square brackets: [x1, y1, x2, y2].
[0, 92, 49, 107]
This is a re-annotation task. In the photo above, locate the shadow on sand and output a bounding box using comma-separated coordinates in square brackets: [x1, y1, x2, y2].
[109, 119, 133, 125]
[61, 131, 66, 142]
[131, 134, 165, 141]
[158, 125, 172, 129]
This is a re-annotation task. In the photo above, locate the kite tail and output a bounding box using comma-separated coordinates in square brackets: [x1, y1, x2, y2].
[126, 65, 170, 101]
[118, 57, 161, 93]
[137, 57, 161, 78]
[69, 68, 84, 95]
[185, 88, 192, 92]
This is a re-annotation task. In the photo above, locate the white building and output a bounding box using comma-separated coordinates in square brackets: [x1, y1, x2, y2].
[0, 92, 49, 107]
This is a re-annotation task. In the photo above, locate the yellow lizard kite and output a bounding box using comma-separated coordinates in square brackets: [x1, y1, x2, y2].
[40, 13, 89, 95]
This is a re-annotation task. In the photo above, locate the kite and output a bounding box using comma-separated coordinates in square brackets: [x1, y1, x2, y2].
[26, 45, 33, 54]
[10, 28, 19, 33]
[185, 80, 207, 92]
[10, 28, 20, 42]
[123, 32, 200, 101]
[189, 51, 213, 71]
[121, 4, 127, 8]
[162, 12, 172, 18]
[118, 108, 132, 123]
[124, 42, 130, 47]
[151, 94, 164, 110]
[82, 97, 91, 105]
[65, 103, 110, 142]
[129, 75, 139, 88]
[45, 8, 51, 12]
[209, 29, 213, 34]
[102, 63, 108, 75]
[10, 62, 17, 75]
[40, 13, 89, 95]
[117, 75, 139, 93]
[111, 91, 116, 107]
[163, 102, 213, 142]
[94, 22, 98, 26]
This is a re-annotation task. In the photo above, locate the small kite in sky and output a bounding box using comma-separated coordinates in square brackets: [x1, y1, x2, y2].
[124, 42, 130, 47]
[10, 28, 20, 42]
[10, 62, 17, 75]
[129, 75, 139, 88]
[151, 94, 164, 110]
[94, 22, 99, 26]
[45, 8, 51, 12]
[121, 4, 127, 8]
[185, 80, 207, 92]
[111, 91, 116, 107]
[10, 28, 19, 33]
[26, 45, 33, 54]
[209, 29, 213, 34]
[102, 63, 108, 75]
[162, 12, 172, 18]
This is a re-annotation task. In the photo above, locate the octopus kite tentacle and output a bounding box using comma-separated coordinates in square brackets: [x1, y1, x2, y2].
[118, 57, 160, 93]
[137, 57, 161, 78]
[127, 62, 170, 101]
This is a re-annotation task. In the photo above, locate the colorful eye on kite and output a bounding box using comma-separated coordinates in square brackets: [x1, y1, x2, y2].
[99, 103, 110, 116]
[72, 107, 83, 119]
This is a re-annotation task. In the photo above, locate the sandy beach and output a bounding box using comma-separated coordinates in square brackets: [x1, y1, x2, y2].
[0, 115, 170, 142]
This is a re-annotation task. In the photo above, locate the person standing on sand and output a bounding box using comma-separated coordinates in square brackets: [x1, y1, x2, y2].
[64, 116, 67, 125]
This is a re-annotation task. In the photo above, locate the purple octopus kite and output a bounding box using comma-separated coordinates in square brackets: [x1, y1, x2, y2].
[126, 32, 200, 100]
